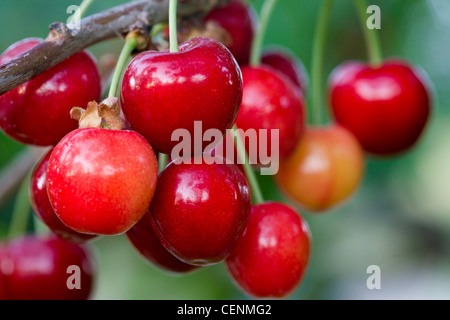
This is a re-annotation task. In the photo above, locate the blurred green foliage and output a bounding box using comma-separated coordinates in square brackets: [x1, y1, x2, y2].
[1, 0, 450, 300]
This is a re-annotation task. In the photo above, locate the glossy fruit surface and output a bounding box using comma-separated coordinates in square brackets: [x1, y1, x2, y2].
[236, 66, 305, 164]
[0, 38, 101, 146]
[226, 202, 311, 298]
[262, 48, 308, 93]
[329, 60, 431, 155]
[121, 37, 243, 155]
[203, 0, 256, 65]
[127, 210, 198, 274]
[151, 156, 251, 266]
[0, 236, 95, 300]
[47, 128, 158, 236]
[276, 125, 364, 212]
[30, 149, 97, 243]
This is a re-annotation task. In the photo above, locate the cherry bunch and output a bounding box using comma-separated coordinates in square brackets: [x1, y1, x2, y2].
[0, 0, 431, 300]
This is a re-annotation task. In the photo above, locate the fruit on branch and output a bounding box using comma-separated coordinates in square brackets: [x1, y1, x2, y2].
[151, 156, 251, 266]
[0, 38, 101, 146]
[203, 0, 256, 65]
[121, 37, 243, 155]
[262, 48, 308, 93]
[0, 236, 95, 300]
[47, 128, 158, 236]
[235, 66, 305, 165]
[226, 202, 310, 298]
[276, 125, 364, 212]
[30, 149, 97, 244]
[329, 60, 432, 155]
[127, 210, 199, 274]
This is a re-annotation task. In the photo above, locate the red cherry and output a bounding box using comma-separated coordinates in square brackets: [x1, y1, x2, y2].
[226, 202, 311, 298]
[0, 38, 101, 146]
[329, 60, 431, 155]
[47, 128, 158, 236]
[127, 210, 198, 274]
[262, 48, 308, 93]
[0, 236, 95, 300]
[236, 66, 305, 163]
[203, 0, 256, 65]
[121, 37, 243, 155]
[151, 156, 251, 266]
[0, 247, 7, 300]
[30, 149, 97, 243]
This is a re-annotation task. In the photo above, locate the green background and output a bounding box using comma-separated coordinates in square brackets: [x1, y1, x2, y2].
[1, 0, 450, 299]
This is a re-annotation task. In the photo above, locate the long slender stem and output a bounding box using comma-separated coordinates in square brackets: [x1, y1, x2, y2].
[7, 172, 32, 239]
[233, 126, 264, 204]
[169, 0, 179, 53]
[108, 37, 138, 98]
[158, 154, 169, 172]
[310, 0, 334, 126]
[68, 0, 95, 23]
[353, 0, 383, 65]
[250, 0, 279, 67]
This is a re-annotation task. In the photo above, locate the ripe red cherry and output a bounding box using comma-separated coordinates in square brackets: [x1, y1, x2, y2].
[0, 236, 95, 300]
[0, 38, 101, 146]
[329, 60, 431, 155]
[30, 149, 97, 243]
[121, 37, 243, 155]
[203, 0, 256, 65]
[47, 128, 158, 236]
[236, 66, 305, 164]
[226, 202, 311, 298]
[262, 48, 308, 93]
[127, 210, 198, 274]
[151, 156, 251, 266]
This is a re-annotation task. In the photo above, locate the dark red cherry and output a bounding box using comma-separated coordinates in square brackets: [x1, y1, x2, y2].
[226, 202, 311, 298]
[121, 37, 243, 155]
[47, 128, 158, 236]
[203, 0, 256, 65]
[30, 149, 97, 243]
[151, 156, 251, 266]
[127, 210, 198, 274]
[235, 66, 305, 164]
[329, 60, 431, 155]
[0, 246, 7, 300]
[0, 38, 101, 146]
[0, 236, 95, 300]
[262, 48, 308, 93]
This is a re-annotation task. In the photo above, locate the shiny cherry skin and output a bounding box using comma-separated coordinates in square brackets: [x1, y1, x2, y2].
[236, 66, 305, 164]
[329, 60, 431, 155]
[203, 0, 256, 65]
[0, 236, 95, 300]
[262, 48, 308, 93]
[47, 128, 158, 236]
[276, 125, 364, 212]
[151, 156, 251, 266]
[121, 37, 243, 155]
[30, 149, 97, 243]
[0, 38, 101, 146]
[226, 202, 311, 298]
[127, 210, 198, 274]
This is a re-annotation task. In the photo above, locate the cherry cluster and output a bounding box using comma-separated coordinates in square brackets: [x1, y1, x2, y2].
[0, 0, 431, 300]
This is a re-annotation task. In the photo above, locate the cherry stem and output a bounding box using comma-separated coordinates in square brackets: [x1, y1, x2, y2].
[354, 0, 383, 66]
[158, 153, 169, 173]
[250, 0, 279, 67]
[169, 0, 179, 53]
[68, 0, 95, 24]
[310, 0, 334, 126]
[232, 125, 264, 204]
[108, 36, 138, 98]
[7, 171, 32, 239]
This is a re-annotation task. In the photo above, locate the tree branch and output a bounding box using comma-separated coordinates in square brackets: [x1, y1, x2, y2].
[0, 0, 230, 96]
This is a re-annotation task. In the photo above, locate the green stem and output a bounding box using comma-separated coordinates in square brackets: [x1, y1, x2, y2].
[310, 0, 334, 126]
[233, 126, 264, 204]
[108, 37, 138, 98]
[169, 0, 179, 53]
[354, 0, 383, 66]
[158, 153, 169, 173]
[250, 0, 279, 67]
[8, 171, 32, 239]
[68, 0, 95, 23]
